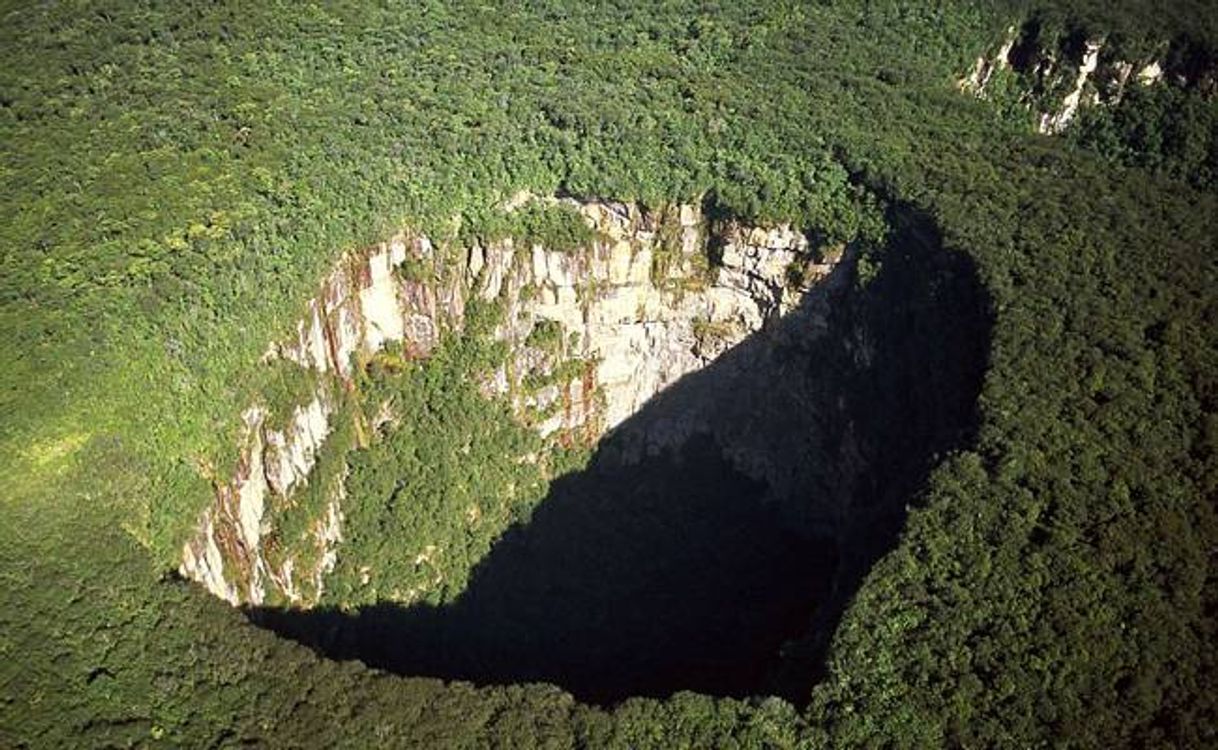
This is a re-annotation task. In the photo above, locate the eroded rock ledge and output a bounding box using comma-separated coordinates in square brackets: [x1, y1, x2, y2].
[181, 198, 845, 607]
[959, 22, 1216, 134]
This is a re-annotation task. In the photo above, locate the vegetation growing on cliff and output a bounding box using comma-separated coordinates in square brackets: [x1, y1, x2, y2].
[964, 5, 1218, 189]
[323, 319, 553, 608]
[2, 0, 1216, 747]
[460, 201, 596, 254]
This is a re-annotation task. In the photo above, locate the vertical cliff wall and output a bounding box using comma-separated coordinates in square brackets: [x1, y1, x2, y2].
[245, 203, 992, 704]
[180, 199, 844, 607]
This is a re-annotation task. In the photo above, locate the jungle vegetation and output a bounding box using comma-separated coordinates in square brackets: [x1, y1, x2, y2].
[1, 0, 1216, 747]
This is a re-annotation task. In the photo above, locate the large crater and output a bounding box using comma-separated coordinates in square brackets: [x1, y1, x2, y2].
[248, 204, 992, 705]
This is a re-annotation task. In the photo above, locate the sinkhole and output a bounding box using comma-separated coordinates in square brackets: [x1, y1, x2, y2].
[249, 205, 992, 706]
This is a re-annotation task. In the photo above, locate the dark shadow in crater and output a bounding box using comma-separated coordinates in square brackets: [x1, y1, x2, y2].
[248, 205, 992, 706]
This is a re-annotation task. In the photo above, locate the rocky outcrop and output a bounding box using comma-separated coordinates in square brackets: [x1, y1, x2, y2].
[959, 22, 1215, 135]
[959, 26, 1020, 98]
[1037, 38, 1105, 134]
[181, 401, 333, 605]
[482, 201, 831, 436]
[180, 198, 844, 607]
[181, 236, 423, 606]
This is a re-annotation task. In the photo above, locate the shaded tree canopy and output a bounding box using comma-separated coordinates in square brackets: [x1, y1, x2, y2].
[1, 0, 1215, 747]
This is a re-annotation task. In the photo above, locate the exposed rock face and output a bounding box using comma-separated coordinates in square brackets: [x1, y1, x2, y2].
[181, 402, 332, 605]
[1038, 39, 1104, 134]
[485, 202, 830, 436]
[182, 237, 419, 605]
[275, 236, 417, 379]
[180, 199, 844, 607]
[959, 23, 1215, 135]
[959, 26, 1020, 96]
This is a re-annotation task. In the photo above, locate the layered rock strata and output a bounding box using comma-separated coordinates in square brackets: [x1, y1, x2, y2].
[180, 199, 844, 606]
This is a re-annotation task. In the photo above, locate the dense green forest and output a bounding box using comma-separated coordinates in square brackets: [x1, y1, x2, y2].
[2, 0, 1216, 747]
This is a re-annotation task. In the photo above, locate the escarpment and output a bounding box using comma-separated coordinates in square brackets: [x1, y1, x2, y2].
[960, 19, 1216, 134]
[178, 193, 990, 702]
[180, 198, 843, 607]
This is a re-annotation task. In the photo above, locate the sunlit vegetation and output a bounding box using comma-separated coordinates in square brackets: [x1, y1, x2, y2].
[323, 324, 554, 608]
[2, 0, 1216, 746]
[459, 201, 596, 254]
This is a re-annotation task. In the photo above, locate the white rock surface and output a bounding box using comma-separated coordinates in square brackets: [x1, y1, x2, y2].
[959, 26, 1017, 96]
[1138, 60, 1164, 85]
[1040, 40, 1104, 134]
[959, 26, 1197, 136]
[181, 199, 844, 607]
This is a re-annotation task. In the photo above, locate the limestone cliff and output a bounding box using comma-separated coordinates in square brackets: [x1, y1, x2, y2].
[959, 23, 1215, 134]
[180, 198, 844, 607]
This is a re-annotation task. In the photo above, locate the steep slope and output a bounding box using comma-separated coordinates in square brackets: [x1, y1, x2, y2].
[2, 1, 1215, 748]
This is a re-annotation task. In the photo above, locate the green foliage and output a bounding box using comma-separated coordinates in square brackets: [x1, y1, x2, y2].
[325, 325, 549, 607]
[853, 246, 882, 288]
[1072, 84, 1218, 190]
[996, 1, 1218, 58]
[811, 122, 1218, 750]
[2, 0, 1216, 747]
[965, 2, 1218, 184]
[461, 201, 595, 253]
[526, 319, 565, 354]
[256, 358, 324, 434]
